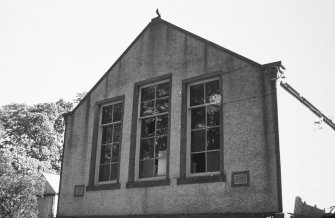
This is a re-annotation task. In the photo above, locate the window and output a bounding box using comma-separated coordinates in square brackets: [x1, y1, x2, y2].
[178, 72, 225, 185]
[188, 79, 221, 174]
[127, 74, 171, 188]
[97, 102, 122, 182]
[138, 81, 169, 179]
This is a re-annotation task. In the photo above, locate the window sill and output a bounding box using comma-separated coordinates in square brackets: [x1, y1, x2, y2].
[177, 174, 226, 185]
[86, 183, 121, 191]
[126, 178, 170, 188]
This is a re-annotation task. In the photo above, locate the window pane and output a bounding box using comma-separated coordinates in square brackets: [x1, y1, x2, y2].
[110, 163, 118, 180]
[139, 160, 154, 178]
[207, 127, 220, 150]
[155, 136, 167, 158]
[205, 80, 220, 103]
[156, 98, 169, 114]
[99, 164, 110, 182]
[102, 105, 113, 124]
[191, 107, 205, 129]
[207, 151, 220, 172]
[113, 103, 122, 122]
[155, 158, 166, 177]
[157, 82, 169, 98]
[207, 105, 220, 127]
[141, 86, 155, 101]
[140, 100, 154, 117]
[190, 84, 204, 106]
[113, 123, 121, 142]
[100, 145, 112, 164]
[156, 115, 168, 135]
[101, 126, 113, 144]
[140, 138, 154, 159]
[111, 143, 119, 163]
[191, 129, 206, 152]
[191, 153, 206, 173]
[141, 117, 155, 138]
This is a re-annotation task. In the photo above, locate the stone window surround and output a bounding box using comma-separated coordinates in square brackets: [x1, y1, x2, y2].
[177, 71, 226, 185]
[87, 95, 125, 191]
[127, 73, 172, 188]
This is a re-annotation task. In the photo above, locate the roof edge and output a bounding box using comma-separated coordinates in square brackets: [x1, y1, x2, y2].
[70, 17, 280, 115]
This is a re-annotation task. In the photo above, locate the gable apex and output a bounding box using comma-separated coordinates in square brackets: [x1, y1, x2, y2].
[70, 17, 278, 115]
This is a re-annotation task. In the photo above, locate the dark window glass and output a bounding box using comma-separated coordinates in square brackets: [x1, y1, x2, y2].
[191, 130, 206, 152]
[191, 107, 205, 129]
[99, 165, 110, 182]
[100, 145, 112, 164]
[156, 98, 169, 114]
[141, 100, 154, 117]
[111, 143, 119, 163]
[205, 80, 220, 103]
[191, 153, 206, 173]
[113, 123, 121, 143]
[113, 103, 122, 122]
[157, 82, 169, 98]
[207, 151, 220, 172]
[141, 117, 156, 138]
[155, 136, 167, 157]
[156, 115, 168, 135]
[102, 105, 113, 124]
[190, 84, 204, 106]
[207, 127, 220, 150]
[207, 105, 220, 127]
[141, 86, 155, 101]
[139, 160, 154, 178]
[101, 126, 113, 144]
[140, 138, 154, 159]
[110, 164, 118, 180]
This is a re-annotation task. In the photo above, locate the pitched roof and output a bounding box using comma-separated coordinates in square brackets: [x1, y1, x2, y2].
[42, 173, 60, 195]
[68, 17, 282, 115]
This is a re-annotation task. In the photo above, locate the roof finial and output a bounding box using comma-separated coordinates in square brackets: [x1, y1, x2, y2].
[156, 9, 161, 18]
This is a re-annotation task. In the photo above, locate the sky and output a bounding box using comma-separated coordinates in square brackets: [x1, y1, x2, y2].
[0, 0, 334, 215]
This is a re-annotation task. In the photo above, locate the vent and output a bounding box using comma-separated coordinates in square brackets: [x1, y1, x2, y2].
[74, 185, 85, 197]
[232, 171, 250, 187]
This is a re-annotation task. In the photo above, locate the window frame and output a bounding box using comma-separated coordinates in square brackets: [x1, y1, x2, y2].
[178, 71, 226, 185]
[87, 95, 125, 191]
[127, 74, 172, 188]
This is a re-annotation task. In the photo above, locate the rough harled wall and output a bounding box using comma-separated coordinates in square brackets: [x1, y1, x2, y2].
[58, 19, 281, 217]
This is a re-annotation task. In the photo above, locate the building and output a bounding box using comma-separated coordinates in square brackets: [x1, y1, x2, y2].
[289, 196, 325, 218]
[38, 173, 59, 218]
[57, 16, 283, 217]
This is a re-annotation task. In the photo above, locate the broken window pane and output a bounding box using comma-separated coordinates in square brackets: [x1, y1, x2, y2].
[190, 84, 204, 106]
[205, 80, 220, 103]
[99, 164, 110, 182]
[207, 127, 220, 150]
[139, 159, 154, 178]
[156, 98, 169, 114]
[100, 145, 112, 164]
[141, 100, 154, 117]
[157, 82, 169, 98]
[111, 143, 119, 163]
[141, 117, 155, 138]
[191, 153, 206, 173]
[207, 151, 220, 172]
[207, 105, 220, 127]
[156, 115, 168, 135]
[101, 126, 113, 144]
[113, 123, 121, 143]
[110, 164, 118, 180]
[140, 138, 154, 160]
[141, 86, 155, 101]
[191, 107, 205, 129]
[113, 103, 122, 122]
[102, 105, 113, 124]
